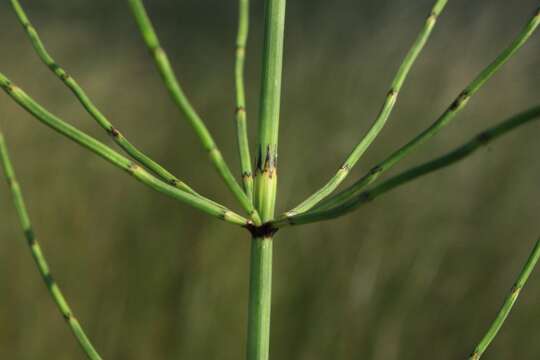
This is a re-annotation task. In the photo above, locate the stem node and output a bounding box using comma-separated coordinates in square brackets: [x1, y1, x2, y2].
[246, 222, 278, 239]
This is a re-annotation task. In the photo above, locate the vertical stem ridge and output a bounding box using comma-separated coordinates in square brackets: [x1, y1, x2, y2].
[235, 0, 254, 200]
[0, 130, 102, 360]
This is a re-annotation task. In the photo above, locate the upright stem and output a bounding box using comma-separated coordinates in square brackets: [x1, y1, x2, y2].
[247, 1, 286, 359]
[254, 0, 286, 221]
[247, 236, 274, 360]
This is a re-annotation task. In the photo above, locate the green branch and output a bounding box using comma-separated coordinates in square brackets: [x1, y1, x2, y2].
[0, 73, 248, 226]
[469, 237, 540, 359]
[9, 0, 221, 206]
[271, 105, 540, 227]
[235, 0, 254, 200]
[127, 0, 261, 225]
[286, 0, 448, 216]
[306, 7, 539, 216]
[0, 128, 102, 360]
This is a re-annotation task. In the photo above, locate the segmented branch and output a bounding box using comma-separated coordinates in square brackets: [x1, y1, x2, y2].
[0, 74, 249, 226]
[469, 237, 540, 359]
[305, 7, 540, 217]
[271, 105, 540, 227]
[0, 129, 102, 360]
[286, 0, 449, 216]
[8, 0, 223, 202]
[127, 0, 261, 225]
[235, 0, 254, 200]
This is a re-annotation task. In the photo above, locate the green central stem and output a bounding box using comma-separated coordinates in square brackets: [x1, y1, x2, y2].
[247, 0, 286, 359]
[247, 236, 274, 360]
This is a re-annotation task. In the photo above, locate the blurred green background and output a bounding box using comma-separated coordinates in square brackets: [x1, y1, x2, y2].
[1, 1, 539, 359]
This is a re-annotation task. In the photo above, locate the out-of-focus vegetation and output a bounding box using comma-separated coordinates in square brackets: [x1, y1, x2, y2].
[0, 0, 539, 359]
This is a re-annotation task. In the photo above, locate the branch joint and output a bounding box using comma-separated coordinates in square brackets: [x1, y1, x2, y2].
[246, 221, 278, 238]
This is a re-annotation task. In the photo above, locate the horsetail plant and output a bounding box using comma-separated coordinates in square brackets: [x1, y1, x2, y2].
[1, 0, 539, 359]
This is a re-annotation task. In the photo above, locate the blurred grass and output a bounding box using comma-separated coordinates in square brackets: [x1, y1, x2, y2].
[0, 0, 539, 359]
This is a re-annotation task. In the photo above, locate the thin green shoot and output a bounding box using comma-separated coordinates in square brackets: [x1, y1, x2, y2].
[0, 127, 102, 360]
[469, 237, 540, 359]
[235, 0, 255, 200]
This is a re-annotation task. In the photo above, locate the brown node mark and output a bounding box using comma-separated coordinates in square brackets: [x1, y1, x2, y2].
[109, 127, 121, 138]
[450, 90, 470, 111]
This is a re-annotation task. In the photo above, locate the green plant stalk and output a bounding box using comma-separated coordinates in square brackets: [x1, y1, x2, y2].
[247, 1, 286, 359]
[246, 235, 273, 360]
[286, 0, 448, 217]
[127, 0, 261, 225]
[305, 8, 540, 216]
[0, 74, 248, 226]
[0, 129, 102, 360]
[271, 105, 540, 227]
[469, 237, 540, 360]
[235, 0, 254, 200]
[254, 0, 286, 221]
